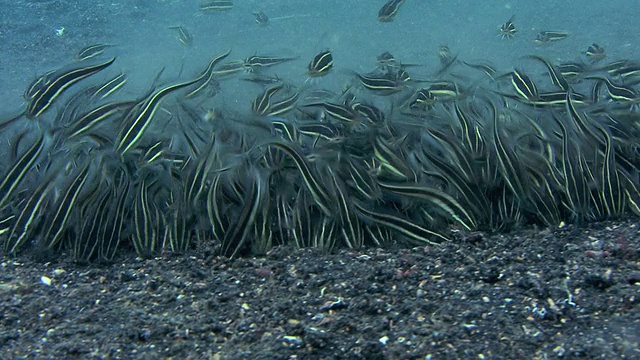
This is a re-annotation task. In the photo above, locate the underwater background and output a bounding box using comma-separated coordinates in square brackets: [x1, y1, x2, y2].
[2, 0, 638, 110]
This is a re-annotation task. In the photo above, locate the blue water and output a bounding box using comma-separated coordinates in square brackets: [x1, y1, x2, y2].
[1, 0, 638, 111]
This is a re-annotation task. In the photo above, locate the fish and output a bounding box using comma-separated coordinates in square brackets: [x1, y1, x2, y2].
[564, 89, 603, 144]
[115, 51, 231, 156]
[267, 141, 334, 216]
[356, 72, 404, 95]
[524, 54, 569, 91]
[374, 135, 415, 181]
[26, 57, 116, 118]
[427, 81, 461, 101]
[378, 0, 405, 22]
[185, 48, 232, 97]
[251, 83, 285, 116]
[352, 102, 386, 127]
[242, 74, 283, 85]
[253, 11, 269, 25]
[97, 173, 131, 262]
[585, 43, 606, 62]
[534, 31, 570, 45]
[74, 184, 111, 262]
[617, 65, 640, 80]
[131, 177, 162, 257]
[593, 122, 623, 217]
[4, 172, 55, 254]
[326, 167, 363, 249]
[211, 61, 248, 77]
[510, 69, 539, 100]
[271, 118, 298, 142]
[296, 122, 342, 142]
[204, 171, 227, 242]
[557, 61, 590, 80]
[184, 132, 219, 209]
[200, 0, 233, 11]
[409, 88, 436, 111]
[0, 215, 15, 236]
[499, 15, 516, 39]
[501, 91, 588, 107]
[222, 171, 264, 258]
[490, 100, 528, 203]
[169, 26, 193, 46]
[395, 69, 412, 82]
[302, 102, 361, 125]
[378, 181, 476, 231]
[115, 79, 202, 156]
[438, 45, 453, 64]
[587, 76, 638, 102]
[92, 71, 127, 100]
[0, 135, 45, 210]
[308, 50, 333, 77]
[352, 200, 449, 245]
[244, 55, 298, 69]
[62, 101, 134, 143]
[551, 103, 590, 220]
[377, 51, 397, 69]
[41, 164, 91, 250]
[267, 91, 299, 116]
[76, 43, 114, 61]
[453, 101, 484, 156]
[375, 51, 420, 72]
[24, 69, 55, 101]
[434, 53, 459, 77]
[462, 61, 497, 79]
[600, 60, 640, 79]
[345, 159, 381, 201]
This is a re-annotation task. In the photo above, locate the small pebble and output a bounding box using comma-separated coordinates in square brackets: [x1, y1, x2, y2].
[283, 335, 302, 346]
[379, 335, 389, 345]
[626, 272, 640, 284]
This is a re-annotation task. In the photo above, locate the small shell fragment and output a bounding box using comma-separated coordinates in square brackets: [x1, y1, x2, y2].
[40, 276, 52, 286]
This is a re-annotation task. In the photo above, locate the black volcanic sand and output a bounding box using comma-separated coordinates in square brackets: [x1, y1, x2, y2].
[1, 220, 639, 359]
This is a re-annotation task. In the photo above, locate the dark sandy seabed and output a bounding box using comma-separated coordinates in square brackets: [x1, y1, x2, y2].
[1, 220, 639, 359]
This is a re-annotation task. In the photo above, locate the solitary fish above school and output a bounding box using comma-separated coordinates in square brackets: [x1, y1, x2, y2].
[253, 11, 269, 25]
[499, 15, 516, 39]
[378, 0, 405, 22]
[585, 43, 606, 62]
[169, 26, 193, 46]
[534, 31, 570, 45]
[200, 0, 233, 12]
